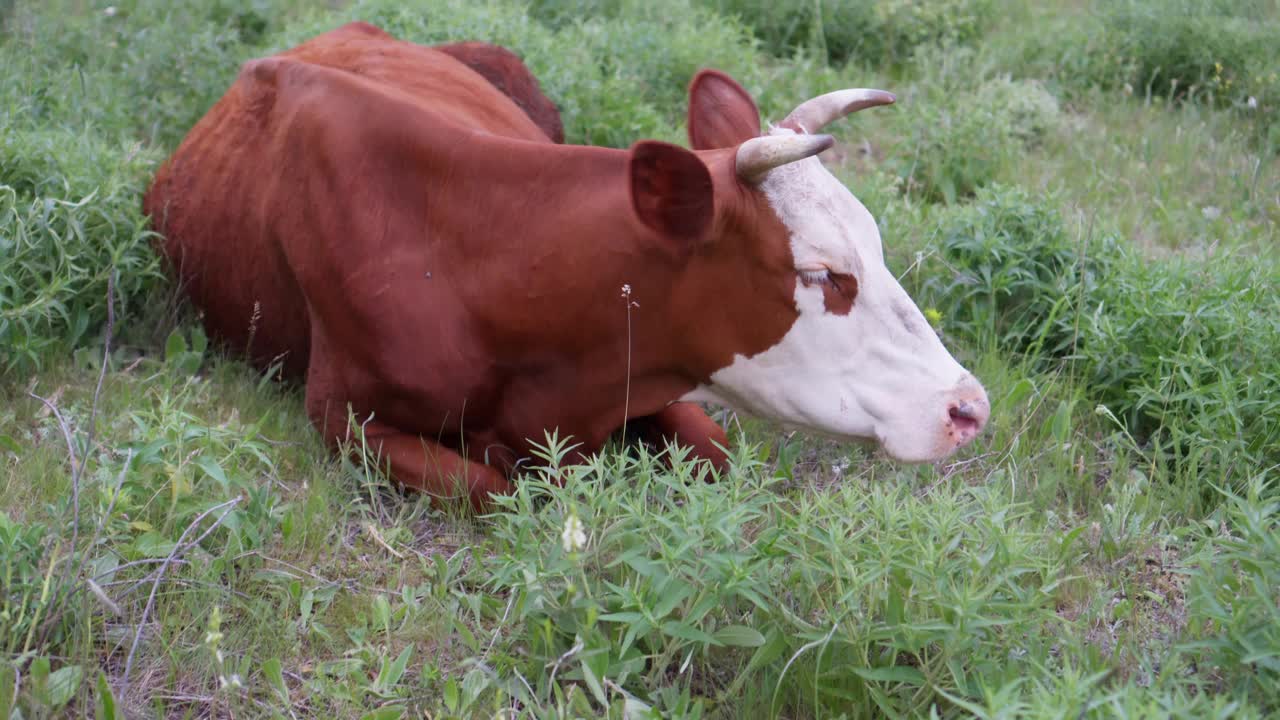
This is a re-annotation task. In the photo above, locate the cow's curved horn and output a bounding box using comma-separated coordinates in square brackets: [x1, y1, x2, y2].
[781, 89, 896, 134]
[736, 133, 834, 183]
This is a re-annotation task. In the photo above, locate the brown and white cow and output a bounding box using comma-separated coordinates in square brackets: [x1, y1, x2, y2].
[144, 22, 989, 511]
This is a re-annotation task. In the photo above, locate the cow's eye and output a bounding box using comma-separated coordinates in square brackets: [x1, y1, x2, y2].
[798, 268, 832, 286]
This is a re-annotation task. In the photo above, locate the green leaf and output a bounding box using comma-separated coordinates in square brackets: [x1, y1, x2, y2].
[375, 646, 412, 692]
[660, 621, 721, 646]
[132, 532, 178, 558]
[47, 665, 83, 708]
[578, 653, 609, 708]
[0, 434, 20, 454]
[358, 707, 404, 720]
[190, 325, 208, 356]
[713, 625, 766, 647]
[443, 678, 459, 713]
[746, 627, 789, 673]
[599, 611, 645, 623]
[299, 588, 315, 626]
[96, 672, 122, 720]
[163, 329, 188, 364]
[461, 668, 488, 708]
[263, 657, 288, 703]
[1002, 377, 1035, 411]
[1048, 398, 1074, 443]
[373, 594, 393, 637]
[30, 656, 50, 705]
[280, 509, 295, 541]
[853, 665, 927, 685]
[195, 456, 230, 491]
[0, 665, 15, 720]
[652, 584, 692, 620]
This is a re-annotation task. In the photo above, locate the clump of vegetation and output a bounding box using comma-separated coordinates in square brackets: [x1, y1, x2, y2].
[890, 65, 1063, 203]
[699, 0, 994, 68]
[916, 184, 1280, 498]
[1011, 0, 1279, 150]
[1081, 246, 1280, 490]
[911, 184, 1110, 361]
[1183, 476, 1280, 708]
[0, 131, 161, 371]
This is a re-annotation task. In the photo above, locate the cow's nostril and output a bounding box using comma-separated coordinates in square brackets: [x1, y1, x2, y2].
[949, 401, 982, 436]
[951, 401, 978, 421]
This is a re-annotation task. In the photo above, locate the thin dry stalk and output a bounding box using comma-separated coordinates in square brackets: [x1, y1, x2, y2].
[28, 272, 118, 645]
[120, 496, 242, 695]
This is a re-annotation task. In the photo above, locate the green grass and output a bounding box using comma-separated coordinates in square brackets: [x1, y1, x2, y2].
[2, 0, 1279, 717]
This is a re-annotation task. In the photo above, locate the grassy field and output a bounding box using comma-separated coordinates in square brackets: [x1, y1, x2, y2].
[2, 0, 1278, 717]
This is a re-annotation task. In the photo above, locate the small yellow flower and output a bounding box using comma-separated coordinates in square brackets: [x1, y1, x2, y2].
[924, 308, 943, 327]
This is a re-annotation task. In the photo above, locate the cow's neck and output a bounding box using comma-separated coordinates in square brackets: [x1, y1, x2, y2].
[430, 139, 706, 447]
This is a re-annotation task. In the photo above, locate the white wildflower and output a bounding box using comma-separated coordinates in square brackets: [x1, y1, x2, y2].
[1247, 96, 1258, 109]
[219, 673, 243, 690]
[104, 5, 116, 16]
[561, 513, 587, 553]
[1201, 206, 1221, 220]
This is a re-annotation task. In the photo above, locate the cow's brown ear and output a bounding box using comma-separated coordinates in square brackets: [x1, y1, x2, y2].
[629, 141, 714, 242]
[687, 70, 761, 150]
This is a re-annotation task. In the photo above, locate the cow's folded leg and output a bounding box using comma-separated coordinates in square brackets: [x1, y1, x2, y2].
[359, 423, 514, 512]
[642, 402, 731, 476]
[322, 415, 514, 512]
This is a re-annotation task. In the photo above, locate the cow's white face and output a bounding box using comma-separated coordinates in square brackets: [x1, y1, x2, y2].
[683, 130, 988, 462]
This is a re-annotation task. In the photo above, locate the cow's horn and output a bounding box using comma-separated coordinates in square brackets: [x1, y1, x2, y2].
[736, 133, 834, 183]
[780, 89, 895, 134]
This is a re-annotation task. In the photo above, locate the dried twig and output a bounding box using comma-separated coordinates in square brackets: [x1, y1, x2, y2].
[364, 522, 406, 559]
[30, 272, 118, 645]
[120, 497, 242, 695]
[27, 392, 79, 477]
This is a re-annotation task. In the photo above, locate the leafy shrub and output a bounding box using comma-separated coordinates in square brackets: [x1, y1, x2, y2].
[0, 512, 56, 655]
[1, 0, 310, 148]
[1081, 246, 1280, 480]
[1183, 477, 1280, 707]
[975, 76, 1061, 144]
[476, 433, 1059, 716]
[913, 184, 1115, 360]
[0, 130, 162, 372]
[1011, 0, 1279, 149]
[891, 71, 1062, 203]
[699, 0, 995, 68]
[917, 184, 1280, 490]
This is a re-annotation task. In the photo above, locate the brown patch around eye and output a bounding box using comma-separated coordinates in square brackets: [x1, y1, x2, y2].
[821, 272, 858, 315]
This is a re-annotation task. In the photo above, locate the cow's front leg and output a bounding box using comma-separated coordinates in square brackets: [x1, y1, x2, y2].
[356, 421, 515, 512]
[307, 397, 512, 512]
[641, 402, 731, 475]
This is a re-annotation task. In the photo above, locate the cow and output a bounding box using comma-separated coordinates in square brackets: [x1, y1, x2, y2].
[143, 22, 990, 512]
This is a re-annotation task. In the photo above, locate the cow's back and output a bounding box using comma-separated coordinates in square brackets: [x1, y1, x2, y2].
[144, 23, 554, 376]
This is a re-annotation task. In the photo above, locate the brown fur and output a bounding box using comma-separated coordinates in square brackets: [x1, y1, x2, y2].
[434, 40, 565, 144]
[144, 23, 801, 510]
